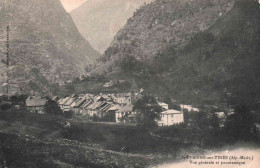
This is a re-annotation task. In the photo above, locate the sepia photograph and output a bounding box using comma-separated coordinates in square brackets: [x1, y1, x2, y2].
[0, 0, 259, 167]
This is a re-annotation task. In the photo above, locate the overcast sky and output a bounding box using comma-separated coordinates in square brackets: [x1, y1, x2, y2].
[60, 0, 88, 12]
[60, 0, 260, 13]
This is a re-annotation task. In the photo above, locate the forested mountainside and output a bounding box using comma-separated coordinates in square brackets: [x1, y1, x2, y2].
[92, 0, 235, 74]
[70, 0, 153, 54]
[161, 0, 260, 105]
[88, 0, 260, 106]
[0, 0, 99, 95]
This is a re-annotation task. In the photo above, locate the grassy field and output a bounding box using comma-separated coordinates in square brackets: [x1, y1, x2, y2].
[0, 110, 180, 155]
[0, 109, 259, 167]
[0, 110, 165, 167]
[0, 131, 162, 168]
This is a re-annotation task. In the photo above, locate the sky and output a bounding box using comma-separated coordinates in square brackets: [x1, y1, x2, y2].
[60, 0, 260, 12]
[60, 0, 88, 12]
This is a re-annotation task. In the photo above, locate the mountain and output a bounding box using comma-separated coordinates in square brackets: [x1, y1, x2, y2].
[92, 0, 235, 74]
[87, 0, 260, 106]
[70, 0, 153, 54]
[161, 0, 260, 105]
[0, 0, 99, 95]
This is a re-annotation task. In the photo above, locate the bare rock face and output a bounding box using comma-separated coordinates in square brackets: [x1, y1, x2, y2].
[0, 0, 99, 95]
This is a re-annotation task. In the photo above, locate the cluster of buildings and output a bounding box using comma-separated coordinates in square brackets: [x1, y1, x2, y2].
[56, 91, 141, 122]
[25, 90, 188, 126]
[25, 93, 233, 128]
[55, 91, 188, 126]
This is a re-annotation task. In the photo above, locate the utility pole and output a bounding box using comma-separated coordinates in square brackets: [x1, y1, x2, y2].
[6, 25, 9, 98]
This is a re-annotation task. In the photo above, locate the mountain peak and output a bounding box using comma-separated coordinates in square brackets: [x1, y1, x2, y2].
[0, 0, 99, 95]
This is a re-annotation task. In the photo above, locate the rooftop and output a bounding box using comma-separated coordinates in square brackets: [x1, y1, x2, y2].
[26, 96, 47, 107]
[161, 109, 182, 114]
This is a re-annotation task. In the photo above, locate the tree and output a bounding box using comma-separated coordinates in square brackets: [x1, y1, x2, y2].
[133, 95, 163, 129]
[44, 99, 63, 115]
[65, 84, 75, 92]
[224, 104, 257, 142]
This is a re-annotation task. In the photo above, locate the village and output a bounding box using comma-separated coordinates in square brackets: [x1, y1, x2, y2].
[25, 89, 208, 127]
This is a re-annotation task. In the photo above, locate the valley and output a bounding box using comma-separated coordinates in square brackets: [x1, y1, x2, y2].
[0, 0, 260, 167]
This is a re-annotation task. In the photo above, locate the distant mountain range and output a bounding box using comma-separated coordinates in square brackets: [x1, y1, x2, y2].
[88, 0, 260, 106]
[70, 0, 153, 54]
[0, 0, 99, 95]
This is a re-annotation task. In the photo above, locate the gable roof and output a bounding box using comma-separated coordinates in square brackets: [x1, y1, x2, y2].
[64, 97, 77, 106]
[99, 103, 112, 112]
[26, 96, 47, 107]
[161, 109, 182, 114]
[108, 104, 121, 111]
[88, 101, 103, 110]
[83, 99, 94, 108]
[73, 98, 87, 108]
[58, 97, 70, 105]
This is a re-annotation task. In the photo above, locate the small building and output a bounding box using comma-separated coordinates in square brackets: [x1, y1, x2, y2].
[180, 104, 199, 112]
[104, 105, 121, 122]
[115, 96, 132, 105]
[115, 105, 134, 123]
[158, 102, 169, 110]
[63, 97, 78, 112]
[103, 80, 114, 88]
[26, 96, 47, 114]
[114, 91, 141, 105]
[86, 101, 103, 117]
[215, 112, 226, 127]
[71, 98, 87, 114]
[58, 97, 70, 110]
[158, 109, 184, 126]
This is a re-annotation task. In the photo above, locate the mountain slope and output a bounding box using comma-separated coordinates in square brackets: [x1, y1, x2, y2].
[70, 0, 153, 54]
[87, 0, 260, 107]
[0, 0, 99, 95]
[92, 0, 235, 74]
[163, 0, 260, 105]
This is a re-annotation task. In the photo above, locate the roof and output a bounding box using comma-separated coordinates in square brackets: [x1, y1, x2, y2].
[26, 96, 47, 107]
[58, 97, 70, 105]
[115, 93, 131, 98]
[161, 109, 182, 114]
[88, 101, 103, 110]
[158, 102, 168, 106]
[71, 94, 79, 98]
[83, 99, 93, 108]
[52, 96, 59, 101]
[116, 105, 133, 113]
[64, 97, 77, 106]
[215, 112, 226, 118]
[99, 103, 112, 112]
[73, 98, 87, 108]
[108, 104, 121, 111]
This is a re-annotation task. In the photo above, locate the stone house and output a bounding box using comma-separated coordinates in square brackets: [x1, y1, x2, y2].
[26, 96, 47, 114]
